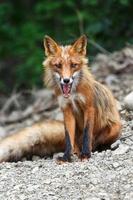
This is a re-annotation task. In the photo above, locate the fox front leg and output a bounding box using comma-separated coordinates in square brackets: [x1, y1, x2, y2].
[56, 106, 75, 164]
[80, 108, 94, 161]
[80, 125, 91, 160]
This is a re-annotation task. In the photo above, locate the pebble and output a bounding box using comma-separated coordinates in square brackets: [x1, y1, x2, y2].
[112, 162, 120, 168]
[53, 152, 64, 160]
[124, 91, 133, 110]
[32, 166, 39, 173]
[105, 74, 119, 86]
[116, 100, 123, 111]
[112, 144, 130, 155]
[0, 127, 7, 138]
[111, 140, 121, 150]
[32, 155, 41, 161]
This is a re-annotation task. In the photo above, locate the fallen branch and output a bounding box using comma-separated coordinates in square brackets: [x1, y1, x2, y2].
[0, 100, 58, 124]
[0, 93, 21, 114]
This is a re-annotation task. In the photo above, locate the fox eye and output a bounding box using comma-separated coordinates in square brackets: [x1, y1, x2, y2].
[55, 63, 62, 68]
[71, 63, 77, 68]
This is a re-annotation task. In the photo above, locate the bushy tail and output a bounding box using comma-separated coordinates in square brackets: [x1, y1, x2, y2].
[0, 120, 65, 163]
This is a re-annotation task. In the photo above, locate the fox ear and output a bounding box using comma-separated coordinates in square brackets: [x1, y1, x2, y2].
[44, 35, 61, 56]
[70, 35, 87, 56]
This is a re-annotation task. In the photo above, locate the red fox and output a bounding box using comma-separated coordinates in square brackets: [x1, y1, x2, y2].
[0, 35, 121, 163]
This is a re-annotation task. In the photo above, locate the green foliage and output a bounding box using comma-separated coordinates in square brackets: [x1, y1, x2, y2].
[0, 0, 132, 93]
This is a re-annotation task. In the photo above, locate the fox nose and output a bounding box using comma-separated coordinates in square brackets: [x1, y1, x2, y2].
[63, 78, 70, 84]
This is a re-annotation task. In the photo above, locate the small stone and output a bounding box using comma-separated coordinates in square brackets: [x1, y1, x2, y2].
[32, 155, 40, 161]
[21, 157, 27, 162]
[112, 144, 129, 155]
[124, 192, 133, 200]
[26, 120, 33, 126]
[111, 140, 121, 150]
[44, 178, 51, 184]
[54, 111, 64, 121]
[105, 74, 119, 87]
[129, 121, 133, 129]
[112, 162, 119, 168]
[116, 101, 122, 111]
[32, 114, 40, 122]
[0, 127, 7, 138]
[32, 166, 39, 173]
[124, 92, 133, 110]
[53, 152, 64, 160]
[19, 193, 27, 200]
[120, 109, 126, 114]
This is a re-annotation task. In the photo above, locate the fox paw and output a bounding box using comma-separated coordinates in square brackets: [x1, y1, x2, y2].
[56, 156, 71, 164]
[80, 153, 91, 161]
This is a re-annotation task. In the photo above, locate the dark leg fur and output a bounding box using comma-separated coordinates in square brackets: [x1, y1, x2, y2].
[81, 125, 91, 160]
[57, 129, 72, 163]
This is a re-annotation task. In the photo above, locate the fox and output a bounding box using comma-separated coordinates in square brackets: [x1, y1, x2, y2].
[0, 35, 121, 163]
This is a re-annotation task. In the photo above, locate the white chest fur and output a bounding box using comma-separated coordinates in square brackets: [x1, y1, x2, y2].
[57, 93, 86, 112]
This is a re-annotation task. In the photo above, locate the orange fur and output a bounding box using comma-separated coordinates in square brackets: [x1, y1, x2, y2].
[43, 35, 121, 162]
[0, 35, 121, 163]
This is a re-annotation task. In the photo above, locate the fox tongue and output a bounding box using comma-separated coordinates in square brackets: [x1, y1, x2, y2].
[62, 85, 70, 96]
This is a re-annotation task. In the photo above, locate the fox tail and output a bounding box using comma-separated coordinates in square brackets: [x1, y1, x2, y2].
[0, 120, 65, 162]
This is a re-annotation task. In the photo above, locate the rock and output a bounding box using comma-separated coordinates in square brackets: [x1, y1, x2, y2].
[112, 144, 130, 155]
[112, 162, 119, 168]
[116, 101, 123, 111]
[53, 152, 64, 160]
[124, 192, 133, 200]
[129, 121, 133, 130]
[32, 166, 39, 173]
[105, 74, 119, 87]
[120, 109, 126, 115]
[111, 140, 121, 150]
[32, 114, 41, 122]
[51, 108, 64, 121]
[124, 92, 133, 110]
[32, 155, 41, 161]
[21, 157, 27, 162]
[25, 119, 33, 126]
[55, 111, 64, 121]
[0, 127, 7, 139]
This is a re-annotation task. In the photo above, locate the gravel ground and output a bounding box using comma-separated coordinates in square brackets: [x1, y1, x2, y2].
[0, 48, 133, 200]
[0, 138, 132, 200]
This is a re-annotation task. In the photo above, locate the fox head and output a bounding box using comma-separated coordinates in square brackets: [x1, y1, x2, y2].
[43, 35, 88, 98]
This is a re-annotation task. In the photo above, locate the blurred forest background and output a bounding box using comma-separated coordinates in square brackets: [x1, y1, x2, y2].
[0, 0, 132, 94]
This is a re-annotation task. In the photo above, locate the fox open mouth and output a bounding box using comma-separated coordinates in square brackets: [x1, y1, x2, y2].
[61, 83, 72, 98]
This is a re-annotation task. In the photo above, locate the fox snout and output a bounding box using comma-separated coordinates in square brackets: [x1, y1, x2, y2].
[63, 78, 70, 84]
[61, 77, 73, 85]
[54, 71, 80, 98]
[59, 77, 73, 98]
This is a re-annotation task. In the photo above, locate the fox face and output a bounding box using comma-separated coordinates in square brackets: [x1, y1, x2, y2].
[44, 35, 88, 98]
